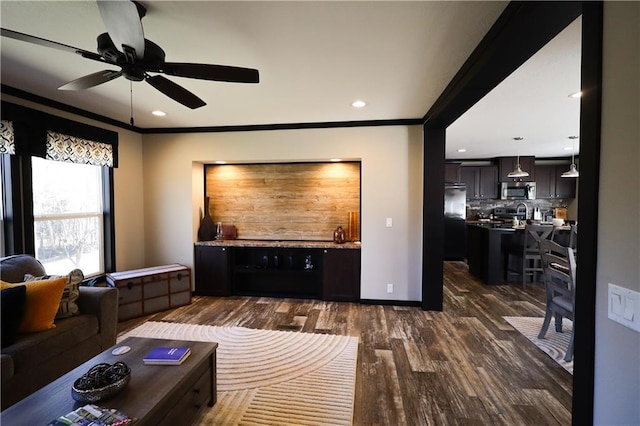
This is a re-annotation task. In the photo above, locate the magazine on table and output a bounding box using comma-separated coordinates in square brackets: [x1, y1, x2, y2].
[143, 346, 191, 365]
[47, 403, 134, 425]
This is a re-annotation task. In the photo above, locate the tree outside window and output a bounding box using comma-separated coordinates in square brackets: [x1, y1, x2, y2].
[32, 157, 104, 275]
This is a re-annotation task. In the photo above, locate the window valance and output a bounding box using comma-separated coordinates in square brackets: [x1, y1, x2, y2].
[0, 120, 16, 155]
[46, 131, 114, 167]
[0, 101, 118, 167]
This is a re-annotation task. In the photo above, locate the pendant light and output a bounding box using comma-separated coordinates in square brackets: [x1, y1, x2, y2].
[561, 136, 580, 178]
[507, 137, 530, 178]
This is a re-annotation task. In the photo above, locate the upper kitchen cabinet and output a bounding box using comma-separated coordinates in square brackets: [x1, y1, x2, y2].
[535, 165, 576, 198]
[461, 166, 499, 199]
[445, 163, 461, 183]
[498, 156, 536, 182]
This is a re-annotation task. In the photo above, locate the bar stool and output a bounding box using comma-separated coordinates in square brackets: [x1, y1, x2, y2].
[507, 224, 554, 287]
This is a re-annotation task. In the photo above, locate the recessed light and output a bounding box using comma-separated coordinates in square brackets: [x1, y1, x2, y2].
[330, 158, 342, 162]
[457, 149, 467, 153]
[215, 161, 227, 164]
[568, 91, 582, 98]
[152, 110, 166, 116]
[351, 100, 366, 108]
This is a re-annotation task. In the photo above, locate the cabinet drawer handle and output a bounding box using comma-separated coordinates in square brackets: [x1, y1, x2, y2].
[127, 281, 133, 290]
[222, 248, 226, 252]
[177, 273, 183, 280]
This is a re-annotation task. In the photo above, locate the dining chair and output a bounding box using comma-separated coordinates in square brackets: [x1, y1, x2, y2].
[537, 238, 577, 362]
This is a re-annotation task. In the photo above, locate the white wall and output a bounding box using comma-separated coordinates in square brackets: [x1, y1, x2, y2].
[141, 125, 424, 301]
[594, 2, 640, 424]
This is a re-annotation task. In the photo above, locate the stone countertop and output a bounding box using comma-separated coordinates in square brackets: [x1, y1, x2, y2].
[195, 240, 361, 249]
[467, 222, 572, 232]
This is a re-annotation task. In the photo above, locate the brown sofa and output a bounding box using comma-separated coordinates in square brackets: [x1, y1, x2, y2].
[0, 255, 119, 409]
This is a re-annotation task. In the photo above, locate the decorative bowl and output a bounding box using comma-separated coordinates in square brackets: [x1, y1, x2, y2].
[552, 218, 565, 227]
[71, 362, 131, 403]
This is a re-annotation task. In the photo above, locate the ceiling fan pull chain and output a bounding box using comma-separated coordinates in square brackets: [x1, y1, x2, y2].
[129, 80, 135, 127]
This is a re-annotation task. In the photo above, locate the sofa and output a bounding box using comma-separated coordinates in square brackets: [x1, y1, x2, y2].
[0, 255, 119, 409]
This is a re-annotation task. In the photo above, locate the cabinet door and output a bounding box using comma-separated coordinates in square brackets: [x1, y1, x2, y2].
[322, 249, 361, 302]
[478, 166, 498, 199]
[534, 165, 555, 198]
[460, 167, 479, 198]
[445, 163, 461, 183]
[499, 156, 535, 182]
[194, 245, 230, 296]
[553, 166, 577, 198]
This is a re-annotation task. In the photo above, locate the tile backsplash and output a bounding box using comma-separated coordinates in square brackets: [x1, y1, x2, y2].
[466, 198, 573, 220]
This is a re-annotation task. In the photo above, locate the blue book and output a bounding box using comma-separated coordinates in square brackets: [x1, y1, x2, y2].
[143, 346, 191, 365]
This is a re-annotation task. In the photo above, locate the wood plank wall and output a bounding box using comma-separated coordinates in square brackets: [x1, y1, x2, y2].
[205, 162, 361, 241]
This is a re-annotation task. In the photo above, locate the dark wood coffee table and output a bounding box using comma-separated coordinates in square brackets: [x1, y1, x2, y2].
[0, 337, 217, 425]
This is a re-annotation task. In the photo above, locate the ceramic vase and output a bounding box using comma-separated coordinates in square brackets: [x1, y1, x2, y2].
[198, 196, 217, 241]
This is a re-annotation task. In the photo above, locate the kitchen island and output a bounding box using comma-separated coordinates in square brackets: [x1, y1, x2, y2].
[466, 223, 573, 285]
[194, 240, 361, 301]
[466, 223, 515, 285]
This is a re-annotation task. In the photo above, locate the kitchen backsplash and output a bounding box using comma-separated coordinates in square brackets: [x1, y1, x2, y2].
[466, 198, 573, 220]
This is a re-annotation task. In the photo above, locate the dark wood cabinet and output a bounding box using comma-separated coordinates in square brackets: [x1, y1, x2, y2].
[194, 245, 230, 296]
[461, 166, 498, 199]
[322, 248, 361, 302]
[445, 163, 461, 183]
[194, 244, 361, 301]
[535, 165, 576, 198]
[498, 156, 536, 182]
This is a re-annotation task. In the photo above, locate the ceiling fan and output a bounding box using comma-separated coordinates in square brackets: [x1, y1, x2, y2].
[0, 0, 259, 110]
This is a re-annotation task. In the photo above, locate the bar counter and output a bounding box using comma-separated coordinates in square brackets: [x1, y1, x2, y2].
[195, 240, 361, 249]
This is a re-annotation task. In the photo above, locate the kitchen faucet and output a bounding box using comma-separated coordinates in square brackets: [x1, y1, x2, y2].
[516, 202, 529, 220]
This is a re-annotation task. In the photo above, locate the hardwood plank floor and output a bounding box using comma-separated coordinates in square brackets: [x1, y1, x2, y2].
[117, 261, 572, 425]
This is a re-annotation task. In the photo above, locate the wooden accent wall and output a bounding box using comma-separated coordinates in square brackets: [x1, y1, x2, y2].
[205, 162, 360, 241]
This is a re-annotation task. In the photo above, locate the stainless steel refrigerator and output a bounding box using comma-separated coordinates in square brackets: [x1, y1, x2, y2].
[444, 184, 467, 260]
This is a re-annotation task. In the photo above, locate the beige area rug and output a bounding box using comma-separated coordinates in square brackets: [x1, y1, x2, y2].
[503, 316, 573, 374]
[118, 321, 359, 425]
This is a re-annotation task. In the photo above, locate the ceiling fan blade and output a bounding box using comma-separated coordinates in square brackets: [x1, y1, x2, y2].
[59, 70, 123, 90]
[1, 27, 106, 64]
[158, 63, 260, 83]
[97, 0, 145, 60]
[146, 75, 206, 109]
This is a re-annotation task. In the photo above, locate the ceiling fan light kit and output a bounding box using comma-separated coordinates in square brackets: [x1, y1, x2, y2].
[1, 0, 259, 110]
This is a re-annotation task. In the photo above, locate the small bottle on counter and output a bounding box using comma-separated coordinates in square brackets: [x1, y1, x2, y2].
[333, 226, 346, 244]
[533, 208, 542, 221]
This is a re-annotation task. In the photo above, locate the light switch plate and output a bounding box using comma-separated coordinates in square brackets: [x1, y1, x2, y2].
[608, 283, 640, 333]
[386, 217, 393, 228]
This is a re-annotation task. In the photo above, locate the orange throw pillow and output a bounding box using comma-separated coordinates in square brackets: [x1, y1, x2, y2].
[0, 277, 67, 333]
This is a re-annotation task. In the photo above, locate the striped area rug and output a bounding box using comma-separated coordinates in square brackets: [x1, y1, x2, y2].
[503, 316, 573, 374]
[118, 321, 359, 425]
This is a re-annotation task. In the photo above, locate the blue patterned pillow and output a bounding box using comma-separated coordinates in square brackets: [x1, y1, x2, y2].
[24, 269, 84, 318]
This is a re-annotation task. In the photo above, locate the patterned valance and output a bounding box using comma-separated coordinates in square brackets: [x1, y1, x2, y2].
[0, 120, 16, 155]
[46, 131, 114, 167]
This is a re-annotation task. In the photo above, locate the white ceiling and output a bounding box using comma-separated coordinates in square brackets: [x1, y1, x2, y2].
[0, 1, 580, 159]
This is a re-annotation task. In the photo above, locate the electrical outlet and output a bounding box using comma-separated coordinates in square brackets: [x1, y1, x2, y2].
[386, 283, 393, 293]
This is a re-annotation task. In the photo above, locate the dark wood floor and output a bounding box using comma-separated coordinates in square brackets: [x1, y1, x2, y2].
[118, 261, 572, 425]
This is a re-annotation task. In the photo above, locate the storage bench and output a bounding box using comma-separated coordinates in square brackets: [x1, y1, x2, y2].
[107, 264, 192, 321]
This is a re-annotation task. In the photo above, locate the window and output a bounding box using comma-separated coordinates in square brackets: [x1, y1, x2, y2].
[31, 157, 105, 276]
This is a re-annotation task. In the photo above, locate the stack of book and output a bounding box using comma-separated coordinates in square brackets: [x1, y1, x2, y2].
[143, 346, 191, 365]
[48, 404, 133, 425]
